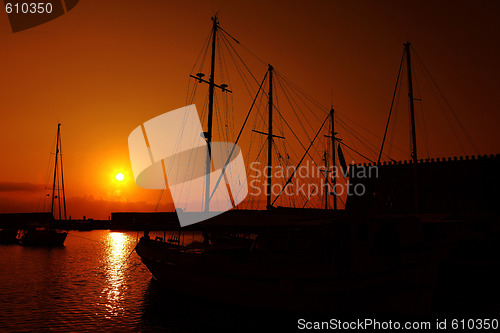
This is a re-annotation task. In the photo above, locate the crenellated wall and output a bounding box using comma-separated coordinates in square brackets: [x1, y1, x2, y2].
[346, 154, 500, 215]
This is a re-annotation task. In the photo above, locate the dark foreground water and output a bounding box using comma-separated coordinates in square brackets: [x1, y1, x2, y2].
[0, 231, 285, 332]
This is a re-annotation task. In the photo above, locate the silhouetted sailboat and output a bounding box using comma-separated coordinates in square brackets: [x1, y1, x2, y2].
[18, 124, 68, 246]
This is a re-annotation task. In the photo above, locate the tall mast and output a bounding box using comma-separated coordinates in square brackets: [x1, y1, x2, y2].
[266, 64, 273, 210]
[405, 41, 419, 213]
[189, 15, 232, 212]
[405, 42, 418, 163]
[51, 123, 61, 218]
[323, 149, 328, 210]
[205, 14, 218, 212]
[330, 108, 337, 211]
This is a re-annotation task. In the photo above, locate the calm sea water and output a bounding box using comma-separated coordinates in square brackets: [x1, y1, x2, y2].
[0, 230, 283, 332]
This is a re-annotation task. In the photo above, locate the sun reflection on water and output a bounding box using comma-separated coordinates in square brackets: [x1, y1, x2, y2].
[101, 232, 134, 318]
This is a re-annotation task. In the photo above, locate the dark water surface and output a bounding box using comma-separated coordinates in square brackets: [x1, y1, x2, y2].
[0, 231, 273, 332]
[0, 231, 290, 332]
[0, 231, 150, 331]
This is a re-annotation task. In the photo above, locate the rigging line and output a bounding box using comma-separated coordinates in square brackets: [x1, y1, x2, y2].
[275, 74, 319, 142]
[218, 26, 268, 66]
[218, 29, 261, 86]
[59, 130, 66, 220]
[270, 146, 286, 207]
[185, 79, 192, 105]
[282, 136, 300, 167]
[187, 80, 200, 105]
[219, 32, 259, 102]
[275, 71, 324, 124]
[301, 148, 339, 197]
[272, 114, 329, 206]
[288, 148, 337, 209]
[199, 87, 210, 126]
[337, 117, 386, 159]
[272, 78, 286, 138]
[218, 34, 267, 135]
[190, 29, 213, 75]
[272, 141, 288, 185]
[274, 105, 327, 170]
[217, 35, 235, 138]
[39, 135, 57, 213]
[118, 244, 138, 271]
[209, 71, 268, 201]
[338, 140, 375, 163]
[264, 74, 325, 157]
[334, 113, 383, 154]
[197, 29, 212, 76]
[247, 92, 266, 152]
[275, 69, 328, 115]
[411, 45, 478, 153]
[218, 32, 256, 92]
[302, 194, 311, 208]
[387, 68, 404, 159]
[154, 190, 164, 213]
[221, 39, 255, 99]
[217, 35, 227, 85]
[246, 112, 267, 173]
[329, 100, 406, 152]
[242, 138, 268, 209]
[335, 109, 403, 153]
[277, 71, 323, 123]
[412, 63, 431, 158]
[378, 49, 405, 163]
[335, 118, 379, 159]
[66, 232, 105, 245]
[252, 79, 271, 131]
[190, 77, 201, 103]
[337, 192, 346, 206]
[186, 30, 212, 103]
[412, 54, 466, 155]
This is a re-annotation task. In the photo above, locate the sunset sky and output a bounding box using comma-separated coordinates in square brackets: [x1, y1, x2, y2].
[0, 0, 499, 219]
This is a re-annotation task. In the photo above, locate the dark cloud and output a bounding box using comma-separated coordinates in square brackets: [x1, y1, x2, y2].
[0, 182, 42, 192]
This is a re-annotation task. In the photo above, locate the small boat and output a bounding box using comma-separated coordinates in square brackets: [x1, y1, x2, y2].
[18, 124, 68, 246]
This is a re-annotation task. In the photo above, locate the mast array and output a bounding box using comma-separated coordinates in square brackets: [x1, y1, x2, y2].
[191, 16, 347, 211]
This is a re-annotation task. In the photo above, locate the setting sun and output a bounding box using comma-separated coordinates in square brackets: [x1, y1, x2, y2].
[115, 173, 125, 181]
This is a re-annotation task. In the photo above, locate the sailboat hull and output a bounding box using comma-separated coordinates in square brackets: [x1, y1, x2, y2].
[135, 233, 435, 313]
[19, 229, 68, 246]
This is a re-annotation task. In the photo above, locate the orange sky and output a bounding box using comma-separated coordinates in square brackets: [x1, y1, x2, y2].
[1, 0, 499, 219]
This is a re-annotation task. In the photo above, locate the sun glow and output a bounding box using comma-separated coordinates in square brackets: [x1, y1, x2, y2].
[115, 173, 125, 181]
